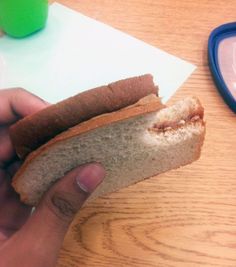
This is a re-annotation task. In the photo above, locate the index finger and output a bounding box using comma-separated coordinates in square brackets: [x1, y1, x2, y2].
[0, 88, 49, 125]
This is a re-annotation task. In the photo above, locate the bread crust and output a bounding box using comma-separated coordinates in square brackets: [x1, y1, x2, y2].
[10, 74, 158, 159]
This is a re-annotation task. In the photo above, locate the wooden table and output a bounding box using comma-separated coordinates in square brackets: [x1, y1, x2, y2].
[53, 1, 236, 266]
[3, 0, 236, 266]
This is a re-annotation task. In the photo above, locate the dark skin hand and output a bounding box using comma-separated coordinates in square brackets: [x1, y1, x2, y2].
[0, 88, 105, 267]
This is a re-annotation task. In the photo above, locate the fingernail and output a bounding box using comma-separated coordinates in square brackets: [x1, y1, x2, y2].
[43, 100, 51, 105]
[76, 163, 105, 193]
[36, 95, 51, 105]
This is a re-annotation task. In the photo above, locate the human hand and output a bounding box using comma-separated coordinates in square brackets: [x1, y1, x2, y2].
[0, 88, 105, 267]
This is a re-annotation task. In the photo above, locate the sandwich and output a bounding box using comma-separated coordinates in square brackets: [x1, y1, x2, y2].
[10, 74, 205, 206]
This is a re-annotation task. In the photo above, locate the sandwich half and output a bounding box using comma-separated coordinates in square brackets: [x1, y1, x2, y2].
[11, 90, 205, 206]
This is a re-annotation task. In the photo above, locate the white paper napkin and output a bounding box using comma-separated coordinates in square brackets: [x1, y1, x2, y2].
[0, 3, 196, 103]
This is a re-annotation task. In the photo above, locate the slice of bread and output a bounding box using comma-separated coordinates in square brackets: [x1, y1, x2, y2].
[12, 96, 205, 206]
[9, 74, 158, 159]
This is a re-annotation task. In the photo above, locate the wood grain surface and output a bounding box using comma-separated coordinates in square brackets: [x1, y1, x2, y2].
[2, 0, 236, 266]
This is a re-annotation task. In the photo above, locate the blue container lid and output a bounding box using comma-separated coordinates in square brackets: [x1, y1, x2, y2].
[208, 22, 236, 113]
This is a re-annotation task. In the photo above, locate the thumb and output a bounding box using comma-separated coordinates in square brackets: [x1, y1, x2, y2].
[6, 163, 105, 267]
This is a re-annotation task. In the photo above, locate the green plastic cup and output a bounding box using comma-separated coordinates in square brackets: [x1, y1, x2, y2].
[0, 0, 48, 38]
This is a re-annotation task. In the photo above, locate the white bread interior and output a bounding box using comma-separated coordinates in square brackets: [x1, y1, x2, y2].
[12, 96, 205, 206]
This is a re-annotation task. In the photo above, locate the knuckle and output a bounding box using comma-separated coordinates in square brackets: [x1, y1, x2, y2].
[14, 87, 26, 94]
[45, 191, 85, 221]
